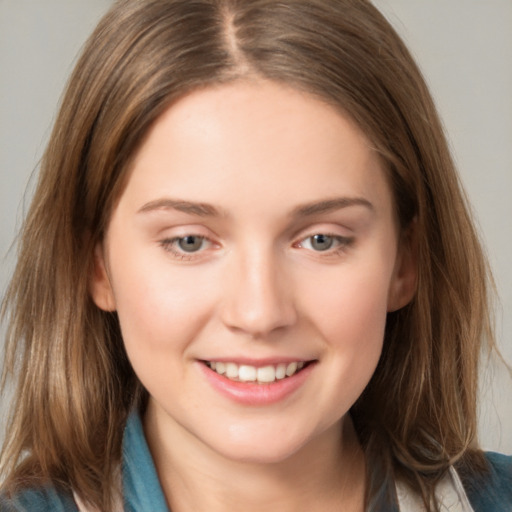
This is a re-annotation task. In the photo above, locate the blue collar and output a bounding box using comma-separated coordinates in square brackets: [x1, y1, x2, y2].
[122, 412, 171, 512]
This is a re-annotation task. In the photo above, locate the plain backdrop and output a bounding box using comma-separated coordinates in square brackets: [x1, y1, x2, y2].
[1, 1, 511, 453]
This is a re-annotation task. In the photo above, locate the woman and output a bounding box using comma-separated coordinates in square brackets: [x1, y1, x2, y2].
[1, 1, 511, 511]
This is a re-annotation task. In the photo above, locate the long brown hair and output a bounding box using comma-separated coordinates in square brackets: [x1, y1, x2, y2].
[1, 1, 495, 510]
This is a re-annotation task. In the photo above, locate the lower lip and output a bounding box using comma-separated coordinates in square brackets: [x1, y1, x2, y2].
[198, 362, 316, 406]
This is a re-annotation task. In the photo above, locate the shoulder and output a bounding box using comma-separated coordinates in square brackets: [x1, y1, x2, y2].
[0, 486, 78, 512]
[464, 452, 512, 511]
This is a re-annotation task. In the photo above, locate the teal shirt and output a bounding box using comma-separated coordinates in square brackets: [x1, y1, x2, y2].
[2, 413, 511, 511]
[0, 414, 169, 512]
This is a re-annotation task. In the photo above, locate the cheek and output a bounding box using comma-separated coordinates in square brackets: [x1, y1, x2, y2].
[298, 261, 392, 390]
[303, 263, 391, 340]
[108, 247, 218, 366]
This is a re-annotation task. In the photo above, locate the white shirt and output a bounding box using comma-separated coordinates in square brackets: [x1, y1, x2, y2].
[396, 467, 475, 511]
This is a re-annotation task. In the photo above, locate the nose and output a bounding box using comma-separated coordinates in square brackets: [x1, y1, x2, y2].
[220, 247, 297, 338]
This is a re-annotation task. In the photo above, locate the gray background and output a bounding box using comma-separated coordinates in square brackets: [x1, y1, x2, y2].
[1, 1, 511, 453]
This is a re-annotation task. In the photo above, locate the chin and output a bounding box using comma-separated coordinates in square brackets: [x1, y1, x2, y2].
[203, 423, 319, 465]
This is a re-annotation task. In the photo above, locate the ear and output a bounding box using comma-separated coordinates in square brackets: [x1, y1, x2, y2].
[89, 243, 116, 312]
[387, 220, 418, 312]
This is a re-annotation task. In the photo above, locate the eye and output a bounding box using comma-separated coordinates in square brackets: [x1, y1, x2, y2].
[176, 235, 206, 253]
[305, 234, 335, 251]
[160, 235, 213, 257]
[296, 233, 353, 254]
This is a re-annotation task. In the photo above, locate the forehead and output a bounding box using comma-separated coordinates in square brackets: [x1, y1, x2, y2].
[118, 79, 393, 221]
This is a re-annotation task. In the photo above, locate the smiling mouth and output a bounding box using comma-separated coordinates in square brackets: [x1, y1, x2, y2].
[203, 361, 313, 384]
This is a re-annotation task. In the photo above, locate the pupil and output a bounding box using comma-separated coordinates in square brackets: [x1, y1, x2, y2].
[311, 234, 333, 251]
[178, 236, 202, 252]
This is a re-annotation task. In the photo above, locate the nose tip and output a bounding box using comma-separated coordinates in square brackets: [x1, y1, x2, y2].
[220, 257, 297, 338]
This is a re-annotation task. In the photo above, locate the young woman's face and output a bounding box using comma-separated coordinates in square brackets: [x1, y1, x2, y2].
[92, 80, 415, 463]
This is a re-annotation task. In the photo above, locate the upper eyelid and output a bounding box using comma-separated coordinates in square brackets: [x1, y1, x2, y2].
[155, 224, 219, 243]
[289, 216, 356, 234]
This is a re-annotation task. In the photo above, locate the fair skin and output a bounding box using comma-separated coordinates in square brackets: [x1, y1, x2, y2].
[91, 80, 416, 512]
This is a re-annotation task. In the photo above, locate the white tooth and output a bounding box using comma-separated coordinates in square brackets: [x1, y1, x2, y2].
[257, 365, 276, 383]
[215, 362, 226, 375]
[286, 362, 298, 377]
[239, 365, 257, 382]
[226, 362, 239, 379]
[276, 364, 287, 379]
[297, 362, 304, 370]
[210, 361, 217, 371]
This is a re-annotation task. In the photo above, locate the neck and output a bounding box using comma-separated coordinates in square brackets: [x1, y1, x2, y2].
[144, 406, 366, 512]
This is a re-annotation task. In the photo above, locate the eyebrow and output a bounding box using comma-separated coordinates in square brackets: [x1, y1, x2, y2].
[290, 197, 374, 217]
[137, 196, 373, 218]
[137, 198, 223, 217]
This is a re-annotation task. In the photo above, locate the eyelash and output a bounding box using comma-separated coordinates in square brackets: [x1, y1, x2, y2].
[159, 233, 354, 261]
